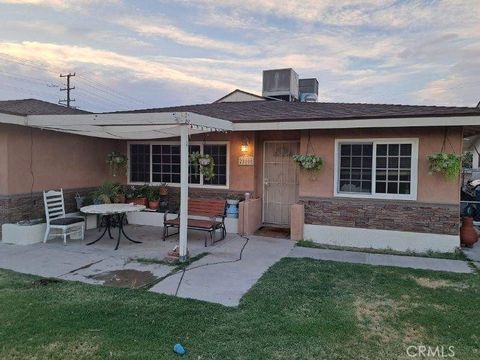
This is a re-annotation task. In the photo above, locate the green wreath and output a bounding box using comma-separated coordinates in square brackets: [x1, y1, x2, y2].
[190, 152, 215, 181]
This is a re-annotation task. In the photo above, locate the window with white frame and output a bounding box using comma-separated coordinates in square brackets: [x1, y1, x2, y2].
[128, 142, 228, 187]
[336, 139, 417, 200]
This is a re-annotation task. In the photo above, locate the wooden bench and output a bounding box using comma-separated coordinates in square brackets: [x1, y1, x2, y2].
[163, 198, 227, 246]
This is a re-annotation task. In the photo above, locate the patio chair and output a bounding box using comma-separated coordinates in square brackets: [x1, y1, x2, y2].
[43, 189, 85, 244]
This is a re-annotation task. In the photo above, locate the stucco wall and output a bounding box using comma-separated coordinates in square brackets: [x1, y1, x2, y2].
[181, 131, 256, 192]
[0, 126, 8, 195]
[298, 127, 463, 205]
[2, 124, 121, 195]
[121, 131, 257, 193]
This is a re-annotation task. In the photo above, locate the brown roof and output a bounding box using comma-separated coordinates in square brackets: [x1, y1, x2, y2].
[113, 101, 480, 123]
[0, 99, 90, 116]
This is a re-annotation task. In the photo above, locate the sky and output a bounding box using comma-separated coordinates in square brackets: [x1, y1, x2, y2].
[0, 0, 479, 112]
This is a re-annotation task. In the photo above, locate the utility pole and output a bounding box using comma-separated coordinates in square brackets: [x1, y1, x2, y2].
[59, 72, 75, 108]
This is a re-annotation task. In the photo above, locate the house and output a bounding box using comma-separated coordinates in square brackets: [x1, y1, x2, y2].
[214, 89, 278, 103]
[1, 69, 480, 254]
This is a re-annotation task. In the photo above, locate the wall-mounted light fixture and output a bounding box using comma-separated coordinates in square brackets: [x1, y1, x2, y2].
[241, 136, 249, 153]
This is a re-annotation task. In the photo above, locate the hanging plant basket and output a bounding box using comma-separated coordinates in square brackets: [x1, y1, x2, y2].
[107, 151, 128, 177]
[293, 154, 323, 171]
[293, 154, 323, 181]
[427, 152, 461, 180]
[190, 152, 215, 181]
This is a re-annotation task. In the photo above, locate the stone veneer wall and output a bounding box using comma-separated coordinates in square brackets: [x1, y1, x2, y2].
[0, 186, 249, 238]
[300, 197, 459, 235]
[0, 187, 95, 238]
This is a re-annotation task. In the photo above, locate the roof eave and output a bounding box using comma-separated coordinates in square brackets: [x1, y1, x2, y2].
[233, 115, 480, 131]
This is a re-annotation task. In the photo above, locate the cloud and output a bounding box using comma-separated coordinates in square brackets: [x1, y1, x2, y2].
[0, 41, 237, 92]
[0, 0, 118, 9]
[116, 16, 257, 56]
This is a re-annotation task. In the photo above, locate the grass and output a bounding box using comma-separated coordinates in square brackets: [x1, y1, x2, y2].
[297, 240, 469, 260]
[1, 259, 479, 359]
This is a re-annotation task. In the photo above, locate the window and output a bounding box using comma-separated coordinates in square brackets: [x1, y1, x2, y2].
[336, 139, 417, 200]
[129, 144, 150, 182]
[128, 142, 228, 187]
[339, 143, 372, 193]
[203, 144, 227, 186]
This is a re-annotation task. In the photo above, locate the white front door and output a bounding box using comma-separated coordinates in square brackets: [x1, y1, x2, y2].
[263, 141, 299, 225]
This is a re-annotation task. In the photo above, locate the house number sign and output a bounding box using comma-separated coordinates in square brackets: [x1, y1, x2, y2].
[238, 155, 254, 166]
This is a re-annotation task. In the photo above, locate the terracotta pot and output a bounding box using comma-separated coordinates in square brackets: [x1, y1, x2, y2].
[159, 188, 168, 196]
[460, 217, 478, 247]
[148, 200, 159, 210]
[127, 197, 147, 206]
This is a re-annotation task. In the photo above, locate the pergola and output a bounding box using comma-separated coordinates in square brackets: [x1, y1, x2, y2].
[0, 111, 233, 261]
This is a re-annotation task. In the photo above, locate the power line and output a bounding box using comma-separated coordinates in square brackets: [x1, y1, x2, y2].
[0, 53, 150, 109]
[74, 78, 138, 108]
[59, 72, 75, 108]
[76, 74, 152, 108]
[0, 82, 58, 100]
[74, 88, 126, 110]
[0, 69, 61, 87]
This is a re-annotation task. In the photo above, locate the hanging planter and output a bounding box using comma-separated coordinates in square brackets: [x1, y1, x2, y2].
[107, 151, 128, 177]
[293, 154, 323, 174]
[190, 152, 215, 181]
[427, 152, 461, 180]
[293, 154, 323, 181]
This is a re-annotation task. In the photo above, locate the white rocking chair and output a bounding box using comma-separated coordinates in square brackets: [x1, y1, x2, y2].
[43, 189, 85, 244]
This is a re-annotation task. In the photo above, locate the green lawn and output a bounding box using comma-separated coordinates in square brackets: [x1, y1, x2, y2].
[1, 259, 479, 359]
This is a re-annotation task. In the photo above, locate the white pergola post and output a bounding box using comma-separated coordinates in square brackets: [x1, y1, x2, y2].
[179, 124, 189, 261]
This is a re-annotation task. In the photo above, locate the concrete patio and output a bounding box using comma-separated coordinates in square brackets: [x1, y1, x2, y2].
[0, 225, 296, 306]
[0, 224, 475, 307]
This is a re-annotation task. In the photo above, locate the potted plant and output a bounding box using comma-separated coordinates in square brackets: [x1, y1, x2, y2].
[292, 154, 323, 171]
[226, 193, 242, 218]
[190, 151, 215, 181]
[427, 152, 461, 180]
[107, 151, 128, 177]
[125, 185, 148, 206]
[159, 182, 169, 196]
[114, 184, 126, 203]
[146, 186, 160, 210]
[92, 181, 121, 204]
[226, 193, 242, 205]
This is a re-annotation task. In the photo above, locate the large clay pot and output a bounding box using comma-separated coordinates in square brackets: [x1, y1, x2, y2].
[460, 217, 478, 247]
[148, 200, 159, 210]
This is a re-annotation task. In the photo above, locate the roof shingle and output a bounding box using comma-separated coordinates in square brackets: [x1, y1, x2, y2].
[0, 99, 89, 116]
[113, 101, 480, 123]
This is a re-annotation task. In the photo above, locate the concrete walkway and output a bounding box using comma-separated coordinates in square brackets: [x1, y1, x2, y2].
[289, 247, 474, 273]
[463, 242, 480, 269]
[150, 235, 295, 306]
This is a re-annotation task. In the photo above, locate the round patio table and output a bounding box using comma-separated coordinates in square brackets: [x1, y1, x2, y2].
[80, 204, 145, 250]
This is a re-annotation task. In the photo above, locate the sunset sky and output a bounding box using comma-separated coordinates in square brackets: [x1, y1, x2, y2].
[0, 0, 479, 112]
